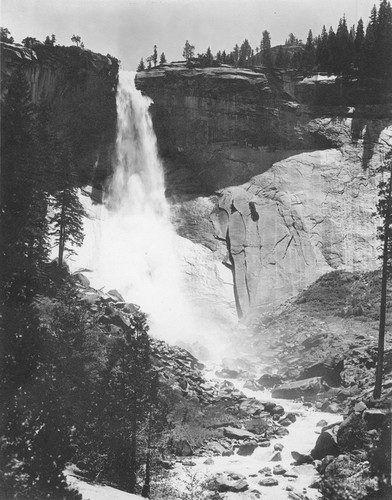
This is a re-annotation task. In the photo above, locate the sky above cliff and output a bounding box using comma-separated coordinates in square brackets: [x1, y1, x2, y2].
[2, 0, 378, 70]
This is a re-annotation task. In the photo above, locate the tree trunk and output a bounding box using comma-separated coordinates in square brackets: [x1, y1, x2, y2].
[374, 170, 392, 399]
[58, 192, 66, 267]
[142, 411, 152, 498]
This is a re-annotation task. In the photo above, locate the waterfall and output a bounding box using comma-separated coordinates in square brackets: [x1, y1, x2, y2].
[74, 71, 231, 351]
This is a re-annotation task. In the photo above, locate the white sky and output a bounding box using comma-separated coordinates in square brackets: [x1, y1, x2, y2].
[1, 0, 378, 70]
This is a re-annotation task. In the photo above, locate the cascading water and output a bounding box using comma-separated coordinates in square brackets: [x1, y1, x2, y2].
[75, 71, 234, 352]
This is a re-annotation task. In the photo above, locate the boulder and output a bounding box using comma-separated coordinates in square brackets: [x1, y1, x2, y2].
[223, 427, 255, 440]
[208, 473, 249, 493]
[171, 438, 193, 456]
[270, 404, 285, 416]
[73, 272, 90, 287]
[216, 369, 241, 379]
[291, 451, 314, 464]
[273, 465, 287, 475]
[270, 451, 282, 461]
[311, 429, 339, 460]
[258, 467, 272, 475]
[205, 441, 228, 455]
[257, 374, 283, 388]
[258, 477, 279, 486]
[237, 441, 258, 456]
[299, 355, 344, 386]
[221, 491, 262, 500]
[243, 379, 261, 391]
[271, 377, 326, 400]
[107, 289, 125, 302]
[363, 408, 388, 429]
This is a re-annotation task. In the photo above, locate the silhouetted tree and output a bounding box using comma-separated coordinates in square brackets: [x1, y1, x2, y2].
[183, 40, 195, 61]
[152, 44, 158, 67]
[159, 52, 166, 64]
[355, 18, 365, 67]
[21, 37, 40, 48]
[239, 38, 252, 66]
[260, 30, 272, 67]
[285, 33, 299, 45]
[232, 43, 239, 66]
[137, 57, 145, 71]
[71, 34, 81, 47]
[49, 148, 86, 268]
[1, 27, 14, 43]
[301, 29, 316, 72]
[374, 152, 392, 399]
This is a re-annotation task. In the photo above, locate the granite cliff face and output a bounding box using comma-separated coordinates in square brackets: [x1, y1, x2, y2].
[136, 66, 392, 316]
[1, 42, 119, 184]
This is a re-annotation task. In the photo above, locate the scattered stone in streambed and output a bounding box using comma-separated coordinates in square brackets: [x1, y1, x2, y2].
[274, 442, 284, 451]
[273, 464, 287, 475]
[316, 419, 328, 427]
[270, 404, 285, 416]
[204, 457, 215, 465]
[258, 466, 272, 476]
[275, 427, 290, 436]
[207, 473, 249, 493]
[270, 451, 282, 461]
[259, 477, 279, 486]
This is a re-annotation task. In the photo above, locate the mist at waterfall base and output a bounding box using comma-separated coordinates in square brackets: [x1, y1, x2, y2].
[73, 71, 234, 359]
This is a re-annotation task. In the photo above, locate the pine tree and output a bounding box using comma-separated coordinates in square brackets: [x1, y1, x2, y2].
[206, 46, 214, 66]
[137, 57, 145, 71]
[152, 44, 158, 67]
[316, 25, 330, 72]
[183, 40, 195, 61]
[49, 146, 86, 268]
[159, 52, 166, 64]
[355, 18, 365, 68]
[232, 43, 239, 66]
[239, 39, 251, 66]
[301, 29, 316, 72]
[375, 0, 392, 79]
[261, 30, 272, 67]
[0, 26, 14, 43]
[374, 152, 392, 398]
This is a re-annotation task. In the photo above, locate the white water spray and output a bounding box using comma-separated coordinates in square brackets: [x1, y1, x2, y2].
[75, 71, 235, 352]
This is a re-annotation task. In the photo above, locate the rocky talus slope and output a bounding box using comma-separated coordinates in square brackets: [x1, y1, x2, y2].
[136, 66, 392, 316]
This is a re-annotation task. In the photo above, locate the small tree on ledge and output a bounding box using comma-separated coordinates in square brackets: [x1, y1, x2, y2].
[183, 40, 195, 61]
[71, 34, 81, 47]
[137, 58, 145, 71]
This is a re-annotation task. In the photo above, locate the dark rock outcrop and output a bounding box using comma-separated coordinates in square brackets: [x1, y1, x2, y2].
[1, 42, 119, 185]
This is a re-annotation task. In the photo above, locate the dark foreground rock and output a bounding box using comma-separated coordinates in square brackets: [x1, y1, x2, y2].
[271, 377, 327, 400]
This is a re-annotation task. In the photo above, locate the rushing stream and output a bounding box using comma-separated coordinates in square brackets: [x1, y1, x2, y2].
[70, 70, 343, 499]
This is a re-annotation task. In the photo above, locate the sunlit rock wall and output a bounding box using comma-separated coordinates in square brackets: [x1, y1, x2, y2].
[137, 66, 392, 315]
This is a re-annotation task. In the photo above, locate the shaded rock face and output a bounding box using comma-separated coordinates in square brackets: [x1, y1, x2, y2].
[137, 65, 392, 315]
[1, 42, 118, 185]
